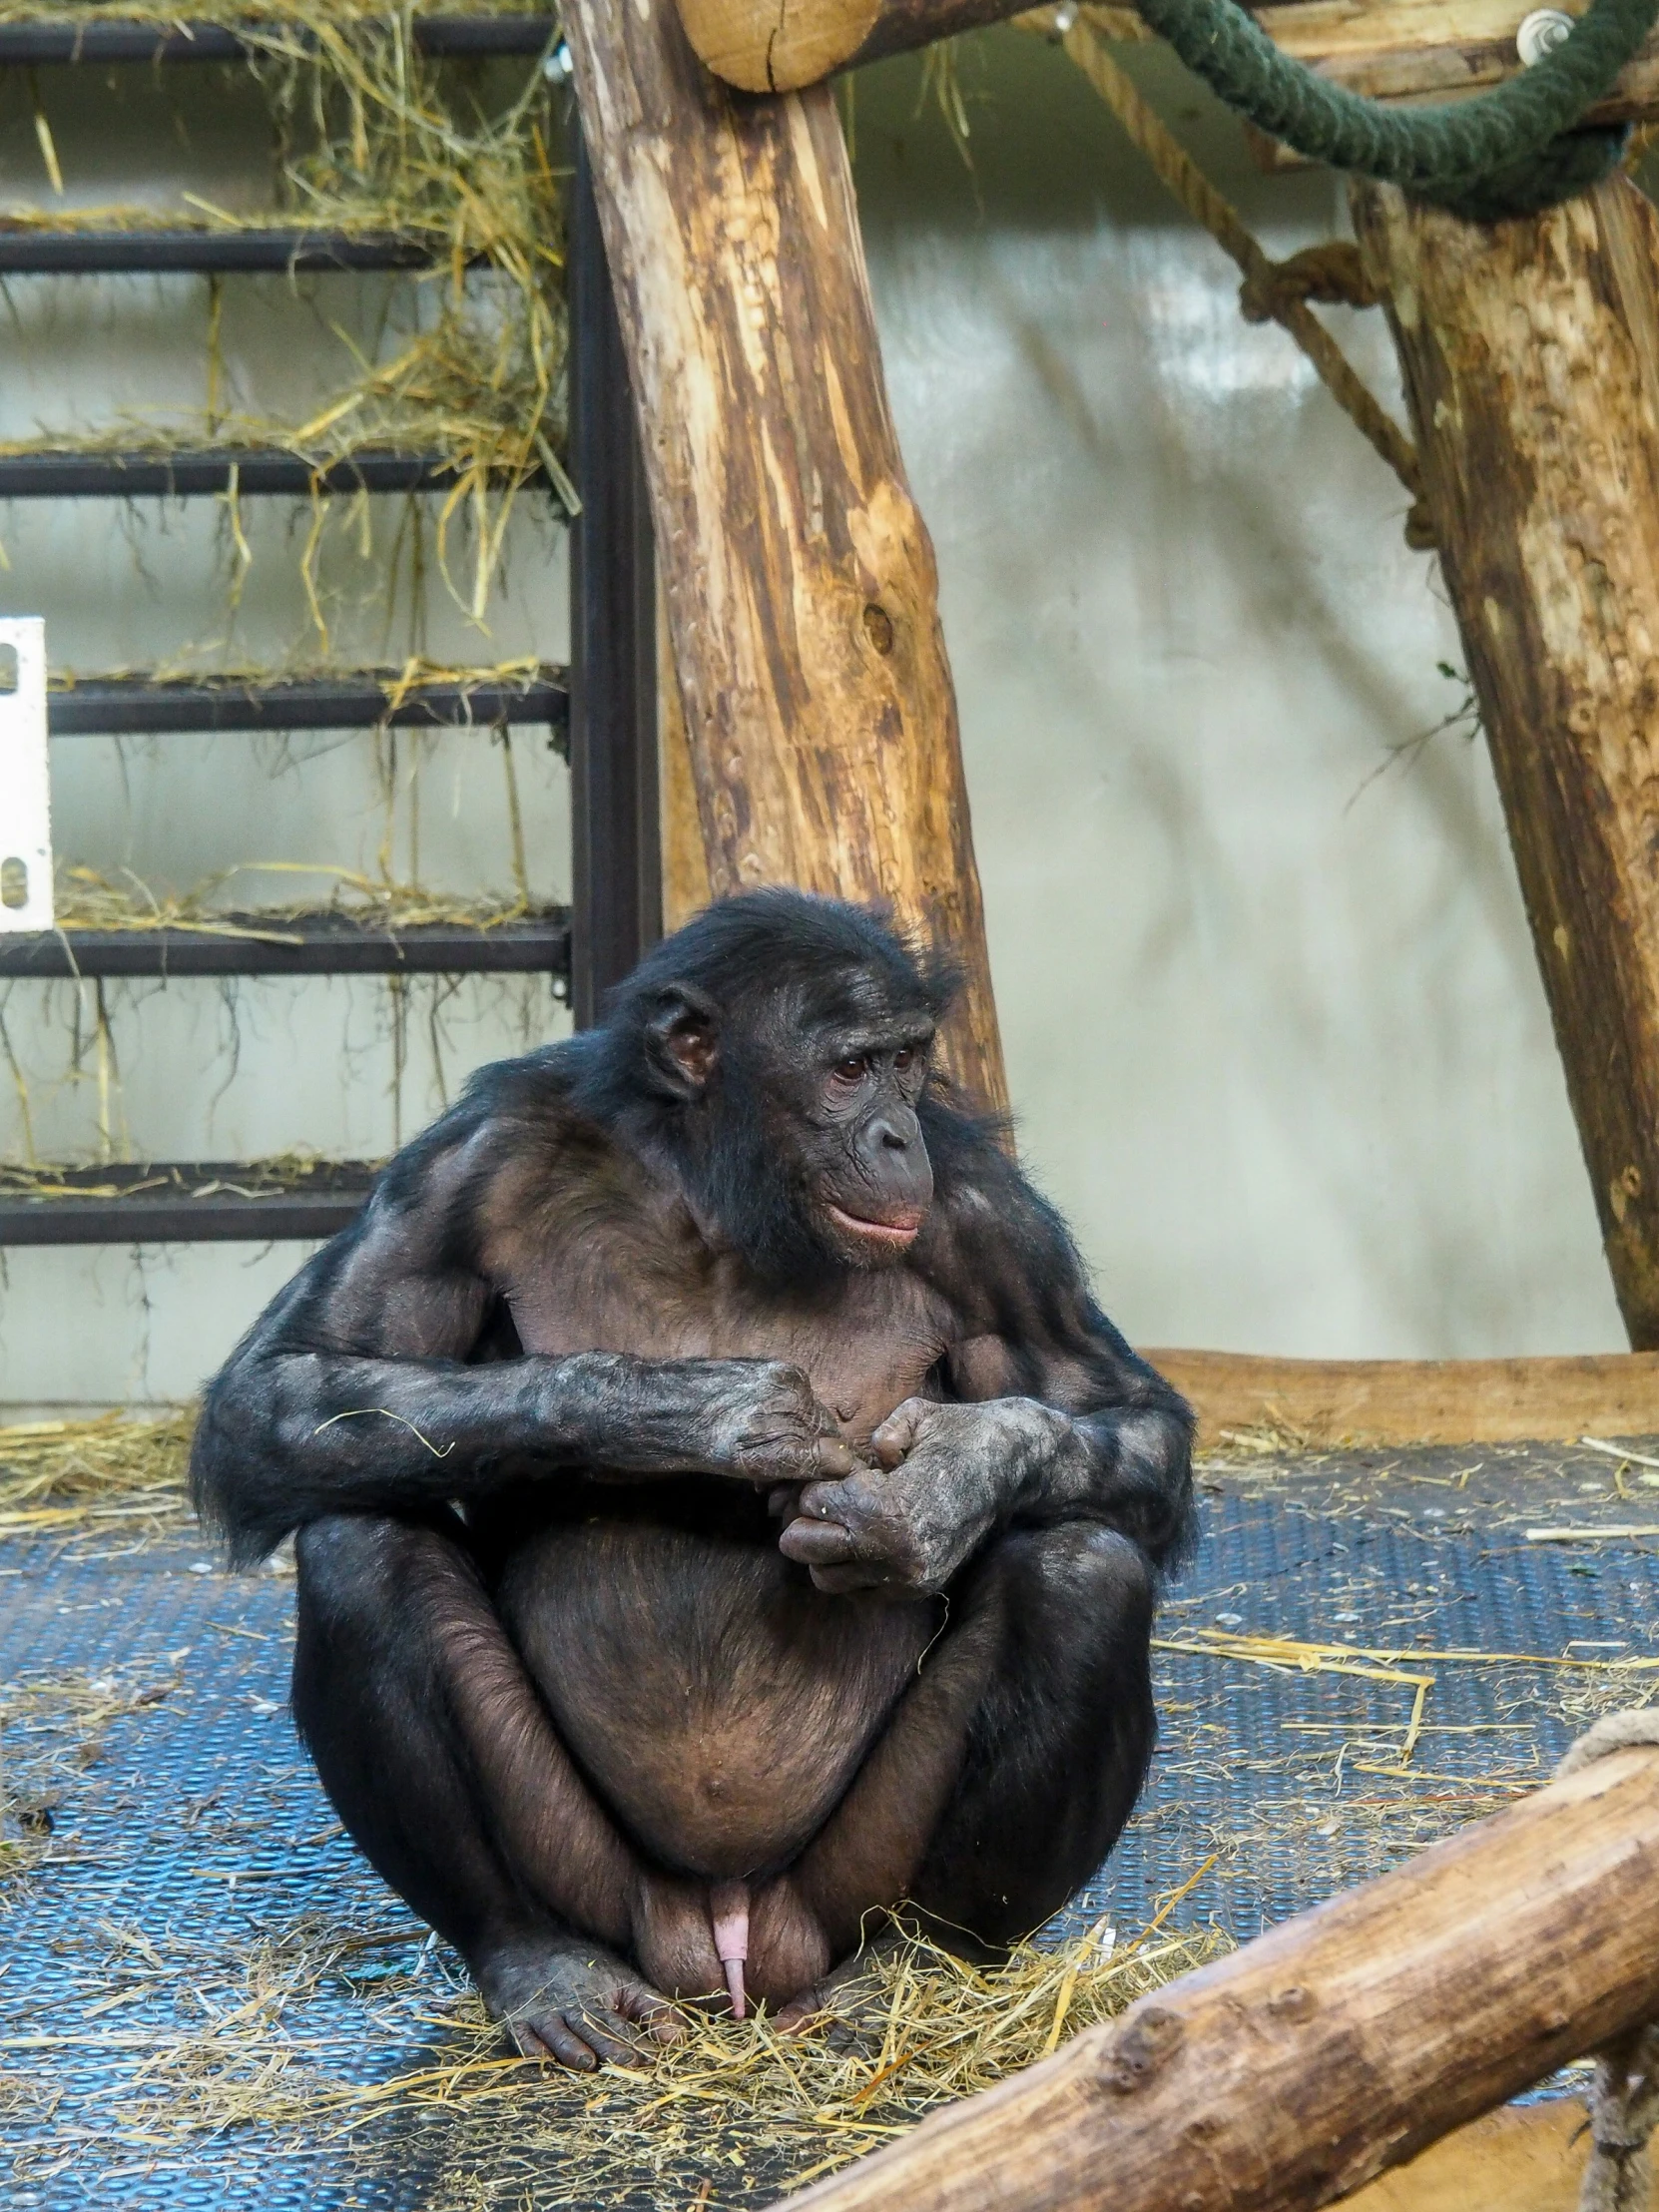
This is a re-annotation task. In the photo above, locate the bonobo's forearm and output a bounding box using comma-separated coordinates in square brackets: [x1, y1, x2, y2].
[1005, 1398, 1195, 1564]
[192, 1348, 833, 1563]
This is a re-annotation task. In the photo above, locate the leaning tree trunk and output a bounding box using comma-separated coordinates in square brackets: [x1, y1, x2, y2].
[560, 0, 1007, 1110]
[1355, 175, 1659, 1350]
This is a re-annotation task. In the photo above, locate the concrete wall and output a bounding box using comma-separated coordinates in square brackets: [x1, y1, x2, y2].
[0, 32, 1627, 1406]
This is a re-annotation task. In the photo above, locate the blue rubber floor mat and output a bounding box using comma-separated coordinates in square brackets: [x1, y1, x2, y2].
[3, 1439, 1655, 2207]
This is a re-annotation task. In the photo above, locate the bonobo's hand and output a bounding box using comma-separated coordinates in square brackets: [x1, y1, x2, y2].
[676, 1361, 857, 1486]
[778, 1396, 1067, 1594]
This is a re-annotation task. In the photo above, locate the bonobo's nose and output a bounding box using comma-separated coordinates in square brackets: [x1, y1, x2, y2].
[871, 1106, 919, 1152]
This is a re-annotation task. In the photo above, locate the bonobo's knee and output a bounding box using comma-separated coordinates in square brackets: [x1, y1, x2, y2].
[296, 1508, 469, 1613]
[993, 1521, 1155, 1639]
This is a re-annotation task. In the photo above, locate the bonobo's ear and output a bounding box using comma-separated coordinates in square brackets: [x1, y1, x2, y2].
[644, 984, 720, 1098]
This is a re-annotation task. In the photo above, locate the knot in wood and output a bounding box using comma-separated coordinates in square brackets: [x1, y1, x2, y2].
[1268, 1984, 1317, 2023]
[1100, 2003, 1186, 2093]
[861, 602, 894, 656]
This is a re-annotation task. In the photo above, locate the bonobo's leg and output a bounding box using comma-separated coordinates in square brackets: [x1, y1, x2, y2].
[291, 1509, 681, 2069]
[779, 1524, 1154, 2021]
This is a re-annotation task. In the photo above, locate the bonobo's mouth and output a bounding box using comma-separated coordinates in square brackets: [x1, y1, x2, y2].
[825, 1201, 926, 1251]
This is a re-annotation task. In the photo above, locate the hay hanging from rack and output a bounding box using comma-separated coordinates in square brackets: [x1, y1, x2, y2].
[0, 0, 568, 634]
[51, 860, 547, 934]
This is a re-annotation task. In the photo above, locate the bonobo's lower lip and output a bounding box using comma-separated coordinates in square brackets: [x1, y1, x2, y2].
[826, 1202, 924, 1248]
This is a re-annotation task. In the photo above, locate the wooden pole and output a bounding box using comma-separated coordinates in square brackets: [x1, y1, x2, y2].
[674, 0, 1659, 112]
[561, 0, 1007, 1109]
[1353, 176, 1659, 1351]
[774, 1744, 1659, 2212]
[569, 132, 662, 1024]
[1145, 1346, 1659, 1447]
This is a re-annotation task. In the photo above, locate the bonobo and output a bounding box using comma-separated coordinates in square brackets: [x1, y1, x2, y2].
[192, 890, 1194, 2069]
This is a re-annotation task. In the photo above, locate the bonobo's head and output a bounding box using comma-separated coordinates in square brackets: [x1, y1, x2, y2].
[585, 889, 959, 1286]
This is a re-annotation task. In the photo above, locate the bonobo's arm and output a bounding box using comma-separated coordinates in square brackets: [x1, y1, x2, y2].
[780, 1102, 1195, 1594]
[193, 1107, 849, 1563]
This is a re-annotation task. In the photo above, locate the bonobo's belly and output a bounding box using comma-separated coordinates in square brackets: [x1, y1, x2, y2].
[495, 1498, 936, 1880]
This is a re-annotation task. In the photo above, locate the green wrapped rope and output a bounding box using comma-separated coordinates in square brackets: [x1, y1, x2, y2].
[1132, 0, 1659, 217]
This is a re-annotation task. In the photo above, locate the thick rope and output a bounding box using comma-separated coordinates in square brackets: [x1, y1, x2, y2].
[1130, 0, 1659, 217]
[1557, 1712, 1659, 2212]
[1049, 15, 1432, 544]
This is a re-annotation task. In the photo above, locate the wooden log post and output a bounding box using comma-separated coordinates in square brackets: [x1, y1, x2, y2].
[1353, 177, 1659, 1351]
[561, 0, 1007, 1109]
[674, 0, 1659, 114]
[775, 1742, 1659, 2212]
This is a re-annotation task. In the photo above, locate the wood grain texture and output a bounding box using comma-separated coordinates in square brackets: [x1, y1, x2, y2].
[659, 588, 713, 932]
[1253, 0, 1659, 126]
[563, 0, 1006, 1108]
[774, 1747, 1659, 2212]
[1148, 1347, 1659, 1444]
[1355, 177, 1659, 1350]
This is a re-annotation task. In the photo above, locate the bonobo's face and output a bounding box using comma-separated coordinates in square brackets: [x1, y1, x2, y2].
[791, 1011, 935, 1269]
[645, 964, 937, 1276]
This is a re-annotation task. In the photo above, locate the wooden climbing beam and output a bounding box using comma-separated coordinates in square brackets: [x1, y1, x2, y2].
[1149, 1347, 1659, 1444]
[1354, 174, 1659, 1352]
[677, 0, 1659, 125]
[564, 0, 1006, 1108]
[773, 1741, 1659, 2212]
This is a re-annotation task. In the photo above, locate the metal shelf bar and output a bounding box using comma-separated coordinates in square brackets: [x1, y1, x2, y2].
[0, 16, 555, 65]
[0, 909, 572, 979]
[0, 1161, 377, 1245]
[48, 668, 569, 736]
[0, 448, 543, 499]
[0, 228, 488, 275]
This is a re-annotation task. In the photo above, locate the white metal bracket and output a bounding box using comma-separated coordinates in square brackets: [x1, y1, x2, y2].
[0, 618, 52, 932]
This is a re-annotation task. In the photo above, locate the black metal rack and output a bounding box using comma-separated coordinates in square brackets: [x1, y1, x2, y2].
[0, 14, 556, 65]
[0, 447, 532, 499]
[0, 33, 658, 1247]
[0, 911, 573, 980]
[0, 228, 497, 274]
[47, 667, 569, 738]
[0, 1160, 380, 1243]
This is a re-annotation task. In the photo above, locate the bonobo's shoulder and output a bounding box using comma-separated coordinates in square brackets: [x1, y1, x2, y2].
[915, 1089, 1103, 1323]
[358, 1038, 617, 1252]
[917, 1091, 1067, 1267]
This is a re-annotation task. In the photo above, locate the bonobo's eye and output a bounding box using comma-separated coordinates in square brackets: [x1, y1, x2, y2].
[830, 1054, 868, 1087]
[893, 1048, 915, 1074]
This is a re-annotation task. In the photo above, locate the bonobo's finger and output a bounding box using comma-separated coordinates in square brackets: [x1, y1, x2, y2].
[767, 1482, 803, 1519]
[795, 1474, 871, 1522]
[775, 1981, 831, 2036]
[813, 1434, 856, 1476]
[615, 1983, 685, 2043]
[810, 1561, 895, 1594]
[779, 1512, 862, 1565]
[777, 1514, 856, 1567]
[575, 2004, 652, 2067]
[521, 2012, 598, 2070]
[870, 1399, 929, 1468]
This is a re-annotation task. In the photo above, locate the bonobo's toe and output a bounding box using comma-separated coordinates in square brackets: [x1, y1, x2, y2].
[775, 1929, 905, 2041]
[476, 1936, 682, 2071]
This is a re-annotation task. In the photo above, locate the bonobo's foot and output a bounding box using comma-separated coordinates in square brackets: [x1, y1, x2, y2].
[474, 1935, 683, 2070]
[775, 1923, 910, 2041]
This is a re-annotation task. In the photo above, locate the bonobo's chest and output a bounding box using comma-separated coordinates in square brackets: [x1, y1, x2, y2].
[502, 1222, 955, 1447]
[481, 1141, 956, 1445]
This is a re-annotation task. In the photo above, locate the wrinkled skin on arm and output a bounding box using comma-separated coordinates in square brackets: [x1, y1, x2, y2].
[776, 1102, 1195, 1596]
[190, 1087, 856, 1564]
